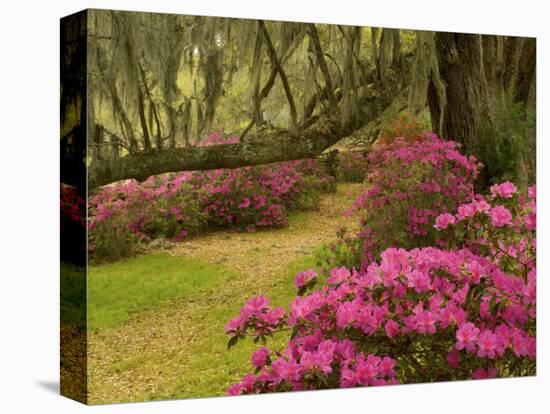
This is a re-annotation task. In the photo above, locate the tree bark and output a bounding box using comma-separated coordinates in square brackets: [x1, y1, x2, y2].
[241, 32, 303, 141]
[429, 34, 488, 152]
[137, 86, 152, 151]
[502, 36, 520, 90]
[392, 29, 402, 69]
[515, 37, 536, 105]
[428, 33, 492, 187]
[87, 113, 351, 188]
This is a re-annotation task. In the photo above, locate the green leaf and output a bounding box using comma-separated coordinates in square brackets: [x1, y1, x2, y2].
[227, 335, 239, 350]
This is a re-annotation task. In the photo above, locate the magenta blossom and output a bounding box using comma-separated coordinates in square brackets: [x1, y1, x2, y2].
[327, 266, 352, 285]
[528, 185, 536, 200]
[447, 348, 460, 368]
[384, 319, 400, 339]
[456, 203, 477, 220]
[455, 322, 480, 352]
[476, 330, 499, 359]
[489, 205, 513, 227]
[251, 347, 270, 369]
[490, 182, 518, 199]
[434, 213, 456, 230]
[239, 197, 251, 209]
[294, 269, 318, 290]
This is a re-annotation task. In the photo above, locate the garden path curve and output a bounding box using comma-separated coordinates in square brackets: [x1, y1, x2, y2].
[87, 183, 362, 404]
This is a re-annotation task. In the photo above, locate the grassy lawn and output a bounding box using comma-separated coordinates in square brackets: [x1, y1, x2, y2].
[170, 255, 315, 399]
[88, 254, 241, 330]
[87, 253, 316, 402]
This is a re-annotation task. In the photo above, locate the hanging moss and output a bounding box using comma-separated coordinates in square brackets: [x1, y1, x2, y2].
[408, 31, 446, 132]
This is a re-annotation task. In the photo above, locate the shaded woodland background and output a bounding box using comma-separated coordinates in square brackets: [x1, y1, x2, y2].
[61, 9, 536, 192]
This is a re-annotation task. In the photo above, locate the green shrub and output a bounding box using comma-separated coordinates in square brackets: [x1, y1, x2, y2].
[481, 91, 536, 187]
[315, 227, 362, 275]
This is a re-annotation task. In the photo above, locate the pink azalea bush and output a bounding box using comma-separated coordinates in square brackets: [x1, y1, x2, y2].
[88, 131, 334, 261]
[195, 159, 329, 230]
[226, 182, 536, 394]
[321, 132, 480, 271]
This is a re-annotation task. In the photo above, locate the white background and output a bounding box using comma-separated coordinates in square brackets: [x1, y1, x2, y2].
[0, 0, 547, 412]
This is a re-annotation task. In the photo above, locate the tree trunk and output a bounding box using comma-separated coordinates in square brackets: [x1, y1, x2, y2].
[428, 32, 492, 187]
[502, 36, 522, 91]
[137, 86, 152, 151]
[87, 113, 352, 188]
[82, 80, 399, 189]
[514, 37, 536, 105]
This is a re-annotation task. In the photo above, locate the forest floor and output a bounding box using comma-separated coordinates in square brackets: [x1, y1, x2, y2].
[87, 182, 362, 404]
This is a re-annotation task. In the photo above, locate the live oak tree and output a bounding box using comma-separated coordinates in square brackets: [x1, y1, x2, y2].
[426, 32, 536, 187]
[60, 10, 535, 190]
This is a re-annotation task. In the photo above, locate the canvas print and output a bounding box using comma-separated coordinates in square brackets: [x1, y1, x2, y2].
[60, 8, 536, 405]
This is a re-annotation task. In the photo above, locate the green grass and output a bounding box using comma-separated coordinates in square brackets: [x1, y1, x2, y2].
[170, 255, 316, 399]
[88, 254, 241, 330]
[88, 251, 317, 401]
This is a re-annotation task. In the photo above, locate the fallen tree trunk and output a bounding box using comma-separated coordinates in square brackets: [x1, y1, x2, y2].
[85, 113, 354, 189]
[72, 76, 402, 189]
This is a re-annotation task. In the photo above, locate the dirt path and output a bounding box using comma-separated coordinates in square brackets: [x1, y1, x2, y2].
[87, 183, 362, 404]
[167, 182, 361, 289]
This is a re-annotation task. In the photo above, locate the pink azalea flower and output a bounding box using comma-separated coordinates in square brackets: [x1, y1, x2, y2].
[340, 368, 357, 388]
[456, 203, 477, 220]
[406, 270, 431, 293]
[379, 356, 396, 377]
[489, 205, 513, 227]
[241, 295, 270, 317]
[384, 319, 400, 339]
[336, 302, 356, 329]
[524, 211, 536, 230]
[354, 355, 381, 386]
[251, 347, 270, 369]
[446, 348, 460, 368]
[434, 213, 456, 230]
[473, 198, 491, 213]
[528, 184, 536, 199]
[415, 311, 437, 334]
[271, 358, 301, 384]
[490, 182, 518, 199]
[455, 322, 480, 352]
[239, 197, 251, 208]
[294, 269, 317, 290]
[327, 266, 352, 285]
[225, 315, 245, 334]
[299, 349, 334, 375]
[477, 330, 499, 359]
[227, 383, 243, 396]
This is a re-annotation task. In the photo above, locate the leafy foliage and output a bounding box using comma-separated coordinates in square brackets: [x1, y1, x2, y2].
[480, 91, 536, 186]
